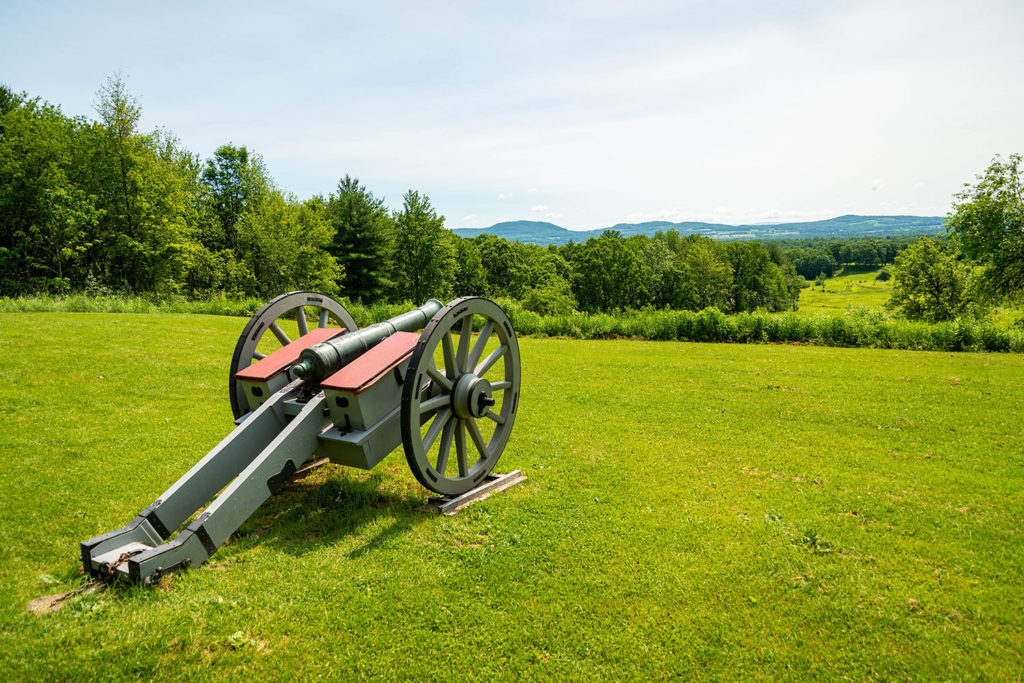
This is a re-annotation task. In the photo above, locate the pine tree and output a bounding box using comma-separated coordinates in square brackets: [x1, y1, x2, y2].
[325, 175, 395, 302]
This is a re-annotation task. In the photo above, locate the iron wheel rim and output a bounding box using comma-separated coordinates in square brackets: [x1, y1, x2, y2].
[401, 297, 521, 496]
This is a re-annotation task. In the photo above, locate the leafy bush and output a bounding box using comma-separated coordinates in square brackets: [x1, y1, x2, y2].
[521, 283, 577, 316]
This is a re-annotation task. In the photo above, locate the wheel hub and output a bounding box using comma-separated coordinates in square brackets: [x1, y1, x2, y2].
[451, 374, 493, 419]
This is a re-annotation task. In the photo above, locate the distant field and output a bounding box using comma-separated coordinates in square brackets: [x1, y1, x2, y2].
[1, 313, 1023, 679]
[797, 266, 893, 316]
[799, 267, 1023, 327]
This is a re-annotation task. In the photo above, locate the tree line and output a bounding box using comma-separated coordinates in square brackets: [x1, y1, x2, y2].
[0, 78, 812, 315]
[770, 236, 920, 280]
[7, 78, 1016, 325]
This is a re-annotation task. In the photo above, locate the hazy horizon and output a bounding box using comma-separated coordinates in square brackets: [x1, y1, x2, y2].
[455, 212, 944, 232]
[3, 1, 1021, 229]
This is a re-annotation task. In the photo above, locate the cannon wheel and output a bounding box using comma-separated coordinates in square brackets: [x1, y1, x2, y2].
[401, 297, 521, 496]
[229, 291, 358, 420]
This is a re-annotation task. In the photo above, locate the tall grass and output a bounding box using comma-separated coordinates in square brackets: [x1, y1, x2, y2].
[2, 293, 1021, 352]
[494, 300, 1024, 353]
[0, 292, 268, 317]
[0, 293, 407, 327]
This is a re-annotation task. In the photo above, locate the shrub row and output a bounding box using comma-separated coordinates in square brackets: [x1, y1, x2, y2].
[2, 294, 1021, 353]
[494, 300, 1024, 353]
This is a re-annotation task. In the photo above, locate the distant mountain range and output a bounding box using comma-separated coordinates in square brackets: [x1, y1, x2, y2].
[451, 215, 945, 245]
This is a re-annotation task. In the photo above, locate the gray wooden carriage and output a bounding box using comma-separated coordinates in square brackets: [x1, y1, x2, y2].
[80, 292, 521, 584]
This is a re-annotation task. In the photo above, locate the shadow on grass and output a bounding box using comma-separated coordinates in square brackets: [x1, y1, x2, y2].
[28, 468, 429, 612]
[235, 468, 429, 560]
[836, 264, 883, 276]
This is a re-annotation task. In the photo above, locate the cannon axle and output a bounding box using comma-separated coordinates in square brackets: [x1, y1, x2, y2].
[452, 374, 493, 419]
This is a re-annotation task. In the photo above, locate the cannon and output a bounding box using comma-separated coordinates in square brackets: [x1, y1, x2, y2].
[80, 292, 522, 584]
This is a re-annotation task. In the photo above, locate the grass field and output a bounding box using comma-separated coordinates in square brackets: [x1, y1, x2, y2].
[798, 267, 894, 317]
[1, 312, 1023, 679]
[798, 266, 1024, 328]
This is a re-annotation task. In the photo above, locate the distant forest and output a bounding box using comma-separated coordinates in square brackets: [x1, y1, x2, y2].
[0, 77, 923, 315]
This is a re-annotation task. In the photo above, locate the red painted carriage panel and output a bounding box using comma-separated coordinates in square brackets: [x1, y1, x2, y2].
[235, 326, 346, 382]
[321, 331, 420, 393]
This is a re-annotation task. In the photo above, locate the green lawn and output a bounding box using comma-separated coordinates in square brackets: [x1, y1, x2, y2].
[1, 313, 1023, 679]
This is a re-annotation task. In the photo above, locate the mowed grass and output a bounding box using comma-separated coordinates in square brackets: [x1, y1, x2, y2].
[1, 312, 1023, 680]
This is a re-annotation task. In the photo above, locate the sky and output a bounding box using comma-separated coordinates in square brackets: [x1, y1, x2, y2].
[2, 0, 1023, 229]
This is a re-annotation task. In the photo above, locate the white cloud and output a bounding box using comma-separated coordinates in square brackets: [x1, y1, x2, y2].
[622, 206, 831, 226]
[462, 214, 478, 222]
[759, 209, 816, 222]
[622, 207, 688, 223]
[497, 192, 512, 200]
[531, 204, 551, 212]
[879, 201, 923, 213]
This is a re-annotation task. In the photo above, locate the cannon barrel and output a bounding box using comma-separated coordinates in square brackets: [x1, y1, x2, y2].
[290, 299, 443, 382]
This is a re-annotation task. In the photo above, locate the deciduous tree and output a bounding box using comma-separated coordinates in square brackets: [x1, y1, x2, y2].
[393, 190, 455, 303]
[235, 192, 341, 297]
[0, 91, 81, 292]
[677, 238, 732, 311]
[887, 237, 981, 321]
[947, 153, 1024, 303]
[569, 231, 648, 312]
[201, 144, 269, 250]
[452, 236, 487, 297]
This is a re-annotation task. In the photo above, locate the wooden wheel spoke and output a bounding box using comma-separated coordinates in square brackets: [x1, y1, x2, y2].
[419, 394, 450, 415]
[426, 365, 453, 393]
[422, 408, 451, 453]
[400, 299, 520, 496]
[455, 315, 473, 373]
[435, 418, 455, 476]
[455, 420, 468, 476]
[441, 332, 457, 379]
[269, 321, 291, 346]
[230, 291, 356, 421]
[475, 344, 507, 377]
[467, 321, 493, 370]
[465, 418, 489, 461]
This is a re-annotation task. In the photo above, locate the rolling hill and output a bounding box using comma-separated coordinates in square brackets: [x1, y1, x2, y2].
[451, 215, 944, 245]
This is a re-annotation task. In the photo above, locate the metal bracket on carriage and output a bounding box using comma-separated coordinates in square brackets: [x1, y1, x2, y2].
[420, 470, 527, 516]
